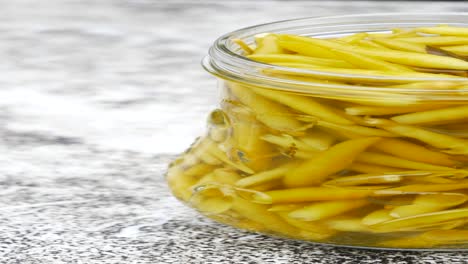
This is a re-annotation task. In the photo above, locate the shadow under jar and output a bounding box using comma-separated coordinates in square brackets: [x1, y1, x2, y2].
[167, 13, 468, 250]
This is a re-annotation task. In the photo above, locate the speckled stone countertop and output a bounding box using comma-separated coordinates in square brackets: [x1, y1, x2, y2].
[1, 1, 468, 263]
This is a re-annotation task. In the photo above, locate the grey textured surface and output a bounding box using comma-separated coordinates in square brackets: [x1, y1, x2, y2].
[1, 1, 468, 263]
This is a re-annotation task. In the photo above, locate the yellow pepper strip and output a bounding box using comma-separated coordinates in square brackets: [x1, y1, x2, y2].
[316, 126, 363, 141]
[398, 36, 468, 46]
[169, 154, 189, 167]
[337, 32, 368, 43]
[329, 48, 413, 72]
[272, 62, 460, 79]
[390, 32, 419, 39]
[204, 140, 255, 174]
[349, 162, 402, 174]
[234, 148, 274, 172]
[235, 163, 296, 188]
[375, 181, 468, 195]
[456, 84, 468, 90]
[453, 155, 468, 163]
[247, 54, 353, 68]
[372, 38, 426, 53]
[413, 66, 468, 77]
[323, 172, 412, 187]
[261, 134, 320, 153]
[228, 83, 304, 132]
[222, 102, 256, 122]
[419, 177, 457, 184]
[249, 180, 283, 192]
[343, 185, 392, 190]
[391, 105, 468, 125]
[420, 219, 467, 231]
[278, 34, 468, 70]
[288, 200, 368, 221]
[277, 212, 331, 232]
[252, 187, 373, 204]
[438, 219, 468, 229]
[380, 195, 417, 209]
[299, 230, 336, 241]
[362, 209, 395, 225]
[424, 174, 461, 184]
[166, 166, 199, 202]
[251, 87, 354, 125]
[232, 38, 253, 54]
[356, 152, 455, 171]
[192, 172, 216, 187]
[228, 119, 274, 171]
[231, 121, 272, 152]
[231, 196, 299, 234]
[386, 81, 464, 89]
[369, 208, 468, 231]
[341, 95, 421, 107]
[345, 104, 450, 116]
[372, 138, 457, 167]
[316, 120, 396, 138]
[327, 218, 376, 232]
[276, 212, 337, 240]
[190, 185, 233, 215]
[213, 169, 242, 185]
[417, 26, 468, 36]
[291, 150, 317, 159]
[365, 118, 468, 155]
[169, 179, 197, 202]
[442, 44, 468, 55]
[253, 34, 286, 55]
[196, 153, 221, 166]
[261, 73, 422, 107]
[356, 40, 388, 49]
[300, 130, 336, 151]
[261, 135, 312, 159]
[367, 29, 417, 39]
[192, 140, 223, 166]
[268, 203, 309, 212]
[390, 193, 468, 218]
[284, 137, 381, 187]
[420, 229, 468, 244]
[278, 40, 339, 59]
[342, 113, 380, 126]
[436, 120, 468, 131]
[183, 163, 217, 178]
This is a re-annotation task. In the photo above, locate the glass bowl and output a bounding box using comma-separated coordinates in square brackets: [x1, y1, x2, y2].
[167, 13, 468, 250]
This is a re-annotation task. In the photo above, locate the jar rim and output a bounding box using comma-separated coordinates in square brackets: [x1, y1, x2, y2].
[203, 13, 468, 100]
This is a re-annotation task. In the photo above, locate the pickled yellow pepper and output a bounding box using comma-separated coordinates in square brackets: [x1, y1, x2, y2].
[284, 137, 381, 187]
[169, 24, 468, 249]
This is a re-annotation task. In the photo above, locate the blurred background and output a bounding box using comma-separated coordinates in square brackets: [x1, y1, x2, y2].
[2, 1, 468, 263]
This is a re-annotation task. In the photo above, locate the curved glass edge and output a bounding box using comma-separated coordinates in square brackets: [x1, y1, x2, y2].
[204, 13, 468, 99]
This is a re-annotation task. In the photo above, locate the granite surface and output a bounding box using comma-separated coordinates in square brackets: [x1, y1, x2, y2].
[1, 0, 468, 263]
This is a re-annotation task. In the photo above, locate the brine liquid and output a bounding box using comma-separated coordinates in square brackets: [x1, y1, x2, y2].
[167, 81, 468, 249]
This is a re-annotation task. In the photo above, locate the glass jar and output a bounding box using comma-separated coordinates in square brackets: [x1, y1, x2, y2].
[167, 13, 468, 250]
